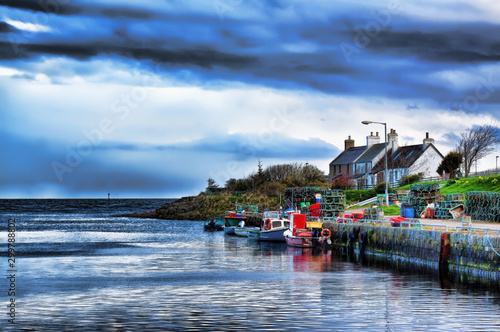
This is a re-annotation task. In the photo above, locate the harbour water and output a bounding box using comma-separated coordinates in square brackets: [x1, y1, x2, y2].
[1, 199, 500, 331]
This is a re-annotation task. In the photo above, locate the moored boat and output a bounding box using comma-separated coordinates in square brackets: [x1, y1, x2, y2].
[223, 212, 247, 236]
[247, 211, 290, 242]
[284, 213, 331, 248]
[203, 217, 224, 231]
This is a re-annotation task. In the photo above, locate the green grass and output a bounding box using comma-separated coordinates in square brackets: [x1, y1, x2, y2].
[346, 203, 372, 210]
[396, 180, 448, 191]
[380, 205, 400, 216]
[346, 203, 400, 215]
[394, 175, 500, 194]
[438, 175, 500, 194]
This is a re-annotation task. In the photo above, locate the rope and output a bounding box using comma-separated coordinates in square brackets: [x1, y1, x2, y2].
[485, 235, 500, 257]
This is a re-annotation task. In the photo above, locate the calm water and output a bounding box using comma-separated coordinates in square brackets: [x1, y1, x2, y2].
[1, 199, 500, 331]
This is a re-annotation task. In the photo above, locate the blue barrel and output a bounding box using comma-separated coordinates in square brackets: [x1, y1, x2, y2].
[400, 203, 409, 217]
[405, 208, 414, 218]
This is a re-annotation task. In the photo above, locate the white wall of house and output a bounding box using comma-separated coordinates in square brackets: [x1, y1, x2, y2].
[358, 145, 442, 188]
[409, 146, 442, 177]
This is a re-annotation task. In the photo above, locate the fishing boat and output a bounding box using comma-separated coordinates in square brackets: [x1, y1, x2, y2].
[247, 211, 290, 242]
[203, 217, 224, 232]
[284, 213, 330, 248]
[223, 212, 247, 236]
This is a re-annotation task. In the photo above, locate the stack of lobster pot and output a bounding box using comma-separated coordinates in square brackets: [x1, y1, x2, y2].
[465, 191, 500, 222]
[320, 189, 345, 218]
[408, 183, 440, 217]
[434, 193, 464, 219]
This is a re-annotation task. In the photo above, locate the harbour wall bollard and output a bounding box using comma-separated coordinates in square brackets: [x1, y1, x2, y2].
[322, 222, 500, 278]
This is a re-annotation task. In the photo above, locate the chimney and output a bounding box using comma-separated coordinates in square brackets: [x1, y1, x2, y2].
[423, 132, 434, 150]
[344, 135, 355, 150]
[366, 131, 380, 149]
[388, 128, 399, 154]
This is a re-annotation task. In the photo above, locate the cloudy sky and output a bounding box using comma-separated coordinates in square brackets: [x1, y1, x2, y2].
[2, 0, 500, 198]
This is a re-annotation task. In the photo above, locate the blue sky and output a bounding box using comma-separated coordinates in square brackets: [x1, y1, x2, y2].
[2, 0, 500, 198]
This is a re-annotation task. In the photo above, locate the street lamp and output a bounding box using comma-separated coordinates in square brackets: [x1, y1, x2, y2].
[496, 156, 498, 174]
[362, 120, 389, 207]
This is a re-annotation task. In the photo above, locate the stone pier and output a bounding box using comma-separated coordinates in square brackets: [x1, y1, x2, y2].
[323, 222, 500, 279]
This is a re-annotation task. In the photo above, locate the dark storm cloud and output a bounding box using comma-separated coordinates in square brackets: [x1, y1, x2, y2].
[1, 0, 154, 18]
[1, 0, 82, 15]
[0, 22, 17, 33]
[0, 41, 258, 69]
[3, 1, 500, 111]
[100, 7, 154, 20]
[367, 29, 500, 63]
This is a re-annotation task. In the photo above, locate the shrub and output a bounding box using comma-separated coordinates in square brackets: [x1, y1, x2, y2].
[399, 174, 422, 186]
[375, 181, 390, 194]
[257, 181, 286, 196]
[346, 189, 377, 204]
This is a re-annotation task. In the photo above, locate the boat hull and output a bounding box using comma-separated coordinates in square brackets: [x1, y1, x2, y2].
[224, 226, 236, 236]
[285, 235, 322, 248]
[234, 227, 259, 237]
[248, 228, 287, 242]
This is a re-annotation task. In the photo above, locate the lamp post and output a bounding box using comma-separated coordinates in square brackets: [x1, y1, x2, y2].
[362, 120, 389, 207]
[496, 156, 498, 174]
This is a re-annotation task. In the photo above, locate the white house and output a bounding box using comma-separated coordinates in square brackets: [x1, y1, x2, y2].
[330, 130, 444, 189]
[367, 132, 444, 186]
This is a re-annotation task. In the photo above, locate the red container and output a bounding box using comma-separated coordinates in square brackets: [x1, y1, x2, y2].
[229, 212, 236, 217]
[292, 214, 306, 234]
[426, 208, 434, 217]
[309, 203, 321, 210]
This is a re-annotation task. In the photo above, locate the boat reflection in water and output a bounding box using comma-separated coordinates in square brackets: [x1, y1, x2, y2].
[287, 247, 332, 272]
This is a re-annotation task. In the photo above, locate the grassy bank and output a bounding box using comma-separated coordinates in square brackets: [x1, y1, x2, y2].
[438, 175, 500, 195]
[396, 175, 500, 194]
[154, 192, 280, 221]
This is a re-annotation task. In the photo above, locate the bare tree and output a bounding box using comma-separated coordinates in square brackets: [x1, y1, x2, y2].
[456, 123, 500, 177]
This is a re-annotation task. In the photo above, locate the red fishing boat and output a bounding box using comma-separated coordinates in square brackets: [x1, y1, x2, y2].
[284, 214, 331, 248]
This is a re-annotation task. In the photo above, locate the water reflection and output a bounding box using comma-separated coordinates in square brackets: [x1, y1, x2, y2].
[287, 247, 332, 273]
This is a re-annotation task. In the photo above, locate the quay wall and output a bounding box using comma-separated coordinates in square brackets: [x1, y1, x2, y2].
[323, 223, 500, 279]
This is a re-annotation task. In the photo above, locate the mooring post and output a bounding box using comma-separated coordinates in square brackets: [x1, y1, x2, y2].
[439, 233, 450, 264]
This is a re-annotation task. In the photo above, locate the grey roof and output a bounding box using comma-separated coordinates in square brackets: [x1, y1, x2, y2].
[370, 143, 443, 174]
[354, 143, 387, 163]
[329, 146, 365, 166]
